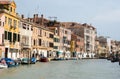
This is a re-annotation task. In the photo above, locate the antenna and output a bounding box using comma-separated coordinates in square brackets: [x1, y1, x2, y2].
[48, 16, 57, 21]
[27, 11, 30, 18]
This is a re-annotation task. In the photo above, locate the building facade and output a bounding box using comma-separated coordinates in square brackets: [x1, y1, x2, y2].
[19, 19, 33, 58]
[0, 1, 20, 59]
[0, 14, 5, 58]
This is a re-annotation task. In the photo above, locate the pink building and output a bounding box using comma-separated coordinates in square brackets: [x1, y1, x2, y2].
[0, 14, 5, 58]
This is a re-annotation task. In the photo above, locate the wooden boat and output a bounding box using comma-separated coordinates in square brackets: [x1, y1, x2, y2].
[40, 57, 49, 62]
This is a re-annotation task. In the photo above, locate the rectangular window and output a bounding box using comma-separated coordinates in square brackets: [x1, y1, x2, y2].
[54, 46, 58, 49]
[5, 17, 7, 24]
[22, 23, 26, 29]
[39, 29, 42, 36]
[13, 33, 17, 43]
[8, 32, 12, 42]
[14, 9, 15, 13]
[18, 21, 20, 27]
[34, 40, 35, 46]
[27, 25, 29, 30]
[86, 29, 90, 33]
[8, 18, 12, 27]
[2, 34, 4, 44]
[5, 31, 7, 39]
[45, 32, 46, 36]
[18, 34, 20, 42]
[13, 20, 17, 29]
[49, 42, 53, 47]
[10, 7, 12, 12]
[49, 34, 53, 38]
[55, 30, 58, 33]
[3, 22, 4, 26]
[38, 39, 41, 46]
[31, 26, 33, 31]
[0, 21, 1, 26]
[65, 30, 67, 34]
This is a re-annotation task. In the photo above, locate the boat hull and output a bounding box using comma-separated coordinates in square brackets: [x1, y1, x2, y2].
[40, 57, 49, 62]
[0, 64, 8, 69]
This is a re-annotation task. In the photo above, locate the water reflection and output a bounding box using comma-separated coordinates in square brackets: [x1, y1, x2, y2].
[0, 59, 120, 79]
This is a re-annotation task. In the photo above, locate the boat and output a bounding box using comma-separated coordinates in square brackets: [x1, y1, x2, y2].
[0, 59, 8, 69]
[0, 63, 8, 69]
[21, 57, 36, 64]
[40, 57, 49, 62]
[1, 58, 18, 68]
[21, 58, 29, 64]
[30, 57, 36, 64]
[52, 57, 64, 61]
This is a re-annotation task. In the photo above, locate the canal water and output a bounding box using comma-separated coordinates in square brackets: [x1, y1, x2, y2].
[0, 59, 120, 79]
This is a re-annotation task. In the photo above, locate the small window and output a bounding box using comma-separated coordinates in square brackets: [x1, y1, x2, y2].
[14, 9, 15, 12]
[18, 34, 20, 42]
[10, 7, 12, 12]
[27, 25, 29, 30]
[3, 22, 4, 26]
[5, 31, 7, 39]
[5, 17, 7, 24]
[31, 27, 33, 31]
[0, 21, 1, 26]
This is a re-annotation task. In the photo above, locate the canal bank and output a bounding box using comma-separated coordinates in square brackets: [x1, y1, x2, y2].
[0, 59, 120, 79]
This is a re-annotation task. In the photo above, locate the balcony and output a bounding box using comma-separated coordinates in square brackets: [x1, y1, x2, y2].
[21, 43, 30, 49]
[4, 40, 10, 45]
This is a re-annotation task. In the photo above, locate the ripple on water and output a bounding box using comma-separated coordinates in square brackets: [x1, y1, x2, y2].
[0, 59, 120, 79]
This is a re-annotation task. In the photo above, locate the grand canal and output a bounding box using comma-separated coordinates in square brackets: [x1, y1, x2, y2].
[0, 59, 120, 79]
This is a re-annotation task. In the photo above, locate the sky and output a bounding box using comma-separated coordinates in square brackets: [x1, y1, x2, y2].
[14, 0, 120, 41]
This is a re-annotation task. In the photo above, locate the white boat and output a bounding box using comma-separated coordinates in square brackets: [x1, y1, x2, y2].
[0, 63, 8, 69]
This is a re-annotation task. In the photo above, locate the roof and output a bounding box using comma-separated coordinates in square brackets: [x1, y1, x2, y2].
[0, 14, 3, 18]
[0, 1, 10, 5]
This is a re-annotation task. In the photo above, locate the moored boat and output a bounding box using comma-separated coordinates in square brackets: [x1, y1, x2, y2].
[30, 57, 36, 64]
[1, 58, 18, 68]
[0, 63, 8, 69]
[0, 59, 8, 69]
[21, 58, 29, 64]
[40, 57, 49, 62]
[21, 57, 36, 64]
[52, 57, 64, 61]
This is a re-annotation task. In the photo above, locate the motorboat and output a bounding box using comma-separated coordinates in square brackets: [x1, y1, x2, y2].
[21, 57, 36, 64]
[0, 63, 8, 69]
[21, 58, 29, 64]
[1, 58, 18, 68]
[40, 57, 49, 62]
[0, 59, 8, 69]
[30, 57, 36, 64]
[52, 57, 64, 61]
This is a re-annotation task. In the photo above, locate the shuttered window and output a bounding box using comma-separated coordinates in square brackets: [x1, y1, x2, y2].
[5, 31, 7, 40]
[8, 32, 12, 42]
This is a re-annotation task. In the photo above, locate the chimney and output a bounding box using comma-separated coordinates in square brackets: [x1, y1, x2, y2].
[41, 14, 44, 25]
[34, 14, 35, 18]
[28, 18, 30, 22]
[33, 14, 39, 23]
[21, 14, 24, 19]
